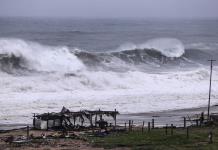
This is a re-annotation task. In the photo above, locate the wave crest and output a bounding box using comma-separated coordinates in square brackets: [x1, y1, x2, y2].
[117, 38, 185, 58]
[0, 38, 85, 73]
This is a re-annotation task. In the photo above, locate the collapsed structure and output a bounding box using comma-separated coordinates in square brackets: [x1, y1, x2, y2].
[33, 107, 119, 130]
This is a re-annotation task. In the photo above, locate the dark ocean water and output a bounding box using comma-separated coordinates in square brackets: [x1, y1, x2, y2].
[0, 17, 218, 52]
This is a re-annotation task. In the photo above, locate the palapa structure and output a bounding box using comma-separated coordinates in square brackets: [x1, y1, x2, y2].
[33, 107, 119, 130]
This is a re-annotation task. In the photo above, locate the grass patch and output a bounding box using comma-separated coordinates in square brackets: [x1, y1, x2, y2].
[88, 126, 218, 150]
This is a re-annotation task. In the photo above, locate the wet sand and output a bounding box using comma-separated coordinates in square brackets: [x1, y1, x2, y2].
[118, 105, 218, 127]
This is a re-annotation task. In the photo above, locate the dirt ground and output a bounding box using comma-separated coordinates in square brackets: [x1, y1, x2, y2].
[0, 129, 129, 150]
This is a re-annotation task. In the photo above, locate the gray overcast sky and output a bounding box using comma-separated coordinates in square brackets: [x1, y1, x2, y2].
[0, 0, 218, 18]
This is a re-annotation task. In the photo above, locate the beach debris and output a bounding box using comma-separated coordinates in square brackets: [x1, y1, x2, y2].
[2, 135, 32, 144]
[41, 133, 46, 139]
[33, 107, 119, 131]
[2, 135, 14, 143]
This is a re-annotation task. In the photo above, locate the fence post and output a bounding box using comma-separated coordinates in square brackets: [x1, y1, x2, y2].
[171, 124, 173, 135]
[152, 119, 154, 129]
[184, 117, 186, 128]
[186, 127, 189, 139]
[129, 120, 131, 131]
[196, 120, 199, 127]
[142, 121, 144, 133]
[165, 124, 168, 135]
[114, 109, 117, 130]
[125, 122, 127, 130]
[148, 122, 151, 132]
[132, 120, 134, 131]
[27, 126, 29, 140]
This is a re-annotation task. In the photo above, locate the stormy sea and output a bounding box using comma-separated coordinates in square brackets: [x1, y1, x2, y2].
[0, 18, 218, 126]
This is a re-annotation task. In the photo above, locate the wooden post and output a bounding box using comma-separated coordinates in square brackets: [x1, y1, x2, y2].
[114, 109, 117, 130]
[186, 127, 189, 139]
[184, 117, 186, 128]
[129, 120, 131, 131]
[171, 124, 173, 135]
[125, 122, 127, 130]
[81, 118, 84, 126]
[152, 119, 154, 129]
[142, 121, 144, 133]
[165, 124, 168, 135]
[90, 115, 94, 133]
[33, 113, 36, 128]
[148, 122, 151, 132]
[47, 112, 49, 131]
[207, 60, 216, 120]
[132, 120, 134, 131]
[73, 116, 76, 127]
[27, 126, 29, 140]
[95, 114, 97, 127]
[90, 114, 93, 127]
[200, 112, 204, 126]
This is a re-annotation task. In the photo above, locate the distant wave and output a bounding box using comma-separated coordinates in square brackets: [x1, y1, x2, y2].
[116, 38, 185, 58]
[67, 30, 92, 34]
[62, 30, 103, 35]
[74, 48, 184, 67]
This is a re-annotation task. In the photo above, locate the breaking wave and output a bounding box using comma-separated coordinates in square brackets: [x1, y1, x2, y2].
[116, 38, 185, 58]
[0, 38, 213, 74]
[0, 38, 85, 73]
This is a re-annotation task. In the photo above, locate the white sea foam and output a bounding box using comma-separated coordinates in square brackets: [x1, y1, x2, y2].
[0, 67, 217, 124]
[186, 42, 218, 51]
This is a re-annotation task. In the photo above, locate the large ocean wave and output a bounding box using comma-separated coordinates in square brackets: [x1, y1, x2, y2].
[0, 38, 85, 73]
[0, 38, 212, 74]
[116, 38, 185, 57]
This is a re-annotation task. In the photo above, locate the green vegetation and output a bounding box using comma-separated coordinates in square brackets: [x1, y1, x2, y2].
[88, 127, 218, 150]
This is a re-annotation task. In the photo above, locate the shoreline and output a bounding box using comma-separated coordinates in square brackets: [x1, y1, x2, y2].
[117, 105, 218, 127]
[1, 105, 217, 131]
